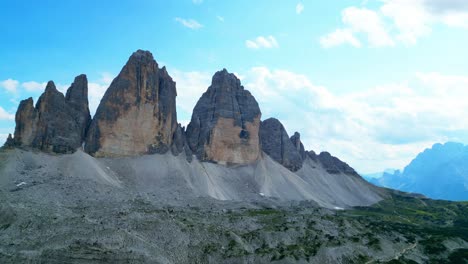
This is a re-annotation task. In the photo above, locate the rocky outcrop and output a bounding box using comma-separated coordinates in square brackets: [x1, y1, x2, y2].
[2, 134, 15, 149]
[13, 97, 38, 147]
[312, 151, 358, 176]
[259, 118, 303, 171]
[85, 50, 178, 157]
[66, 74, 91, 140]
[290, 132, 306, 160]
[186, 69, 261, 165]
[12, 78, 90, 153]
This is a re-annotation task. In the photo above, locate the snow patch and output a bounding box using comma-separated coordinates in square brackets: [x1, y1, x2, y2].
[16, 182, 26, 187]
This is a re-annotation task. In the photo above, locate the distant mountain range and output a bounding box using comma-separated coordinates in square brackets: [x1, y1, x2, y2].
[364, 142, 468, 201]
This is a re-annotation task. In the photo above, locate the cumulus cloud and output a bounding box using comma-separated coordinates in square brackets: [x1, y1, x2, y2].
[175, 17, 203, 29]
[320, 7, 394, 48]
[296, 2, 304, 14]
[239, 67, 468, 173]
[425, 0, 468, 13]
[245, 36, 279, 49]
[0, 134, 9, 144]
[170, 69, 211, 124]
[321, 0, 468, 47]
[0, 107, 14, 121]
[21, 81, 47, 92]
[87, 73, 113, 115]
[0, 79, 19, 93]
[320, 29, 362, 48]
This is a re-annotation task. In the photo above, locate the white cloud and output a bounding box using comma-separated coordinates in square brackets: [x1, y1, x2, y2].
[170, 69, 211, 120]
[175, 17, 203, 29]
[0, 107, 14, 121]
[320, 29, 362, 48]
[0, 134, 9, 145]
[22, 81, 47, 92]
[296, 2, 304, 14]
[380, 0, 432, 44]
[192, 0, 203, 4]
[240, 67, 468, 173]
[87, 73, 113, 115]
[342, 7, 395, 47]
[216, 15, 224, 22]
[322, 0, 468, 48]
[245, 35, 279, 49]
[0, 79, 19, 93]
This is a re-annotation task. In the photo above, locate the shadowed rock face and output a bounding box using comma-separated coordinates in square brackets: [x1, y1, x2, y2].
[66, 74, 91, 140]
[259, 118, 303, 171]
[290, 132, 306, 160]
[311, 151, 358, 176]
[12, 78, 91, 153]
[186, 69, 261, 165]
[85, 50, 178, 157]
[14, 98, 38, 147]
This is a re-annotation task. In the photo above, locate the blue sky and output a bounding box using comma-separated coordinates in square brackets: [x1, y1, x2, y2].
[1, 0, 468, 173]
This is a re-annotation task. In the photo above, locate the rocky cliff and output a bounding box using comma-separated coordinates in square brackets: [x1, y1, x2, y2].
[85, 50, 178, 157]
[12, 77, 90, 153]
[259, 118, 304, 171]
[5, 49, 361, 177]
[186, 69, 261, 165]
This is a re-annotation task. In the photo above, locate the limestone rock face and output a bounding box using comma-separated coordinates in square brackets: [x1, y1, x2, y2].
[12, 78, 91, 153]
[259, 118, 303, 171]
[186, 69, 261, 165]
[85, 50, 177, 157]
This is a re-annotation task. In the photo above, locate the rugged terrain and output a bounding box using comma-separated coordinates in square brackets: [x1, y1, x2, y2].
[0, 49, 467, 263]
[0, 149, 467, 263]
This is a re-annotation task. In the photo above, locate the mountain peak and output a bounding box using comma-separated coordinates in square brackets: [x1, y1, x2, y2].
[44, 81, 58, 93]
[85, 49, 177, 157]
[128, 49, 155, 63]
[186, 69, 261, 164]
[209, 68, 241, 92]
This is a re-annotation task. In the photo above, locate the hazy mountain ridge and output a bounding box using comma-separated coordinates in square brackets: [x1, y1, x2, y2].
[366, 142, 468, 201]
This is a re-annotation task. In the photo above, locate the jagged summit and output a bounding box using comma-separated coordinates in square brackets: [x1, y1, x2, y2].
[128, 49, 155, 63]
[11, 75, 91, 153]
[3, 50, 366, 179]
[43, 80, 57, 93]
[207, 68, 242, 92]
[3, 50, 378, 208]
[186, 68, 261, 165]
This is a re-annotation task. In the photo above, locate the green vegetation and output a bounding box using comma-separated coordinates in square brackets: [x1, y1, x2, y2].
[205, 193, 468, 262]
